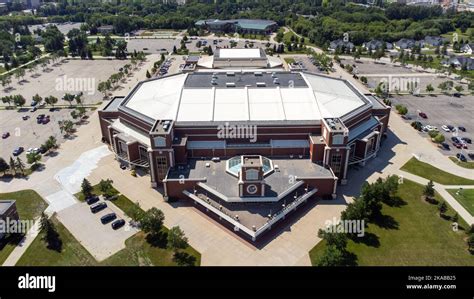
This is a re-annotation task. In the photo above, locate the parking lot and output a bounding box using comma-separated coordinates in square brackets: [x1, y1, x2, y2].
[56, 199, 138, 261]
[3, 59, 129, 105]
[0, 107, 87, 161]
[127, 37, 272, 54]
[392, 94, 473, 159]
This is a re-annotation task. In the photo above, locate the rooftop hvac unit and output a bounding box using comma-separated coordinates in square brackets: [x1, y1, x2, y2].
[163, 124, 169, 130]
[226, 71, 235, 76]
[273, 78, 279, 84]
[226, 82, 236, 87]
[211, 79, 217, 85]
[271, 72, 276, 78]
[254, 71, 263, 76]
[256, 82, 266, 87]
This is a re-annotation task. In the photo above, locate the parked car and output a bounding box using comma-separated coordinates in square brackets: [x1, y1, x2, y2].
[86, 196, 100, 205]
[90, 202, 107, 213]
[22, 115, 29, 120]
[419, 112, 428, 118]
[458, 126, 466, 132]
[111, 219, 126, 230]
[100, 213, 117, 224]
[468, 151, 474, 159]
[36, 114, 45, 124]
[447, 125, 454, 131]
[26, 148, 40, 155]
[451, 136, 461, 143]
[2, 132, 10, 139]
[41, 115, 50, 124]
[441, 125, 450, 132]
[30, 107, 37, 112]
[441, 142, 450, 150]
[453, 142, 462, 149]
[401, 115, 412, 120]
[12, 147, 24, 156]
[456, 153, 467, 162]
[31, 100, 37, 106]
[461, 137, 472, 144]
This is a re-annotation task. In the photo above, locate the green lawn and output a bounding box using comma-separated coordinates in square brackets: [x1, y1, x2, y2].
[17, 216, 98, 266]
[447, 188, 474, 216]
[284, 57, 296, 64]
[309, 180, 474, 266]
[0, 190, 48, 264]
[449, 156, 474, 169]
[401, 157, 474, 185]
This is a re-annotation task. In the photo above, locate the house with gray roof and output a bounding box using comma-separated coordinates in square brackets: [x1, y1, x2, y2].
[363, 40, 394, 51]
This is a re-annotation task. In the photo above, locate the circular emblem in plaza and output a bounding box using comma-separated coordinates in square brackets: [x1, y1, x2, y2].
[246, 184, 258, 195]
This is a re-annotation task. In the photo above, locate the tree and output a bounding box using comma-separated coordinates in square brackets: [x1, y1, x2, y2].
[316, 245, 348, 266]
[26, 152, 42, 169]
[423, 180, 435, 200]
[140, 207, 165, 236]
[40, 212, 62, 251]
[15, 157, 25, 175]
[0, 157, 10, 175]
[454, 85, 463, 93]
[59, 120, 74, 136]
[438, 201, 447, 217]
[13, 95, 26, 107]
[167, 226, 188, 252]
[426, 84, 434, 94]
[9, 157, 17, 175]
[32, 94, 42, 105]
[98, 179, 115, 198]
[115, 40, 128, 59]
[81, 178, 93, 198]
[62, 93, 75, 106]
[44, 96, 58, 107]
[317, 227, 348, 251]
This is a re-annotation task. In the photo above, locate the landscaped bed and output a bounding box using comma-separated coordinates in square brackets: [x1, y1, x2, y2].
[449, 156, 474, 169]
[0, 190, 48, 264]
[309, 180, 474, 266]
[401, 157, 474, 185]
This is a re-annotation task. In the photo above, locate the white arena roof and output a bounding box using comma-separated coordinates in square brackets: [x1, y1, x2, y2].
[120, 71, 370, 124]
[217, 48, 263, 59]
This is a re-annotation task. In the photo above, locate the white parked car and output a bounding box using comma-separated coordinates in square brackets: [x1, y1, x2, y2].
[441, 125, 451, 132]
[424, 125, 438, 132]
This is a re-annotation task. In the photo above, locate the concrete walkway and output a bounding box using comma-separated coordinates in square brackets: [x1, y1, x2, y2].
[396, 170, 474, 225]
[3, 219, 41, 266]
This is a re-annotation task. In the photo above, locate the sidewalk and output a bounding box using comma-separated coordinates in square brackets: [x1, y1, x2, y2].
[396, 170, 474, 225]
[2, 219, 41, 266]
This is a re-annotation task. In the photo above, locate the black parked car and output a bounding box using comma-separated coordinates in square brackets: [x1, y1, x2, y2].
[458, 126, 466, 132]
[86, 196, 100, 205]
[451, 136, 460, 143]
[441, 142, 450, 150]
[90, 202, 107, 213]
[456, 153, 467, 162]
[100, 213, 117, 224]
[461, 137, 472, 144]
[111, 219, 126, 230]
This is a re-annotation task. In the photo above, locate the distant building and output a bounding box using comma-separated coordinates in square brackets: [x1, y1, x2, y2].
[442, 55, 474, 70]
[97, 25, 114, 35]
[423, 36, 447, 47]
[460, 43, 474, 55]
[363, 40, 394, 51]
[195, 19, 277, 35]
[0, 200, 19, 240]
[395, 38, 423, 50]
[328, 39, 355, 52]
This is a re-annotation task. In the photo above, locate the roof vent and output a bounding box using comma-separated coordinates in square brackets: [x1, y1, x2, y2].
[226, 82, 236, 87]
[273, 78, 279, 85]
[256, 82, 266, 87]
[271, 72, 277, 78]
[211, 79, 217, 85]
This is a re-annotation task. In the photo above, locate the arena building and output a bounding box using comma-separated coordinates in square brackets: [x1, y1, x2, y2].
[98, 69, 390, 241]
